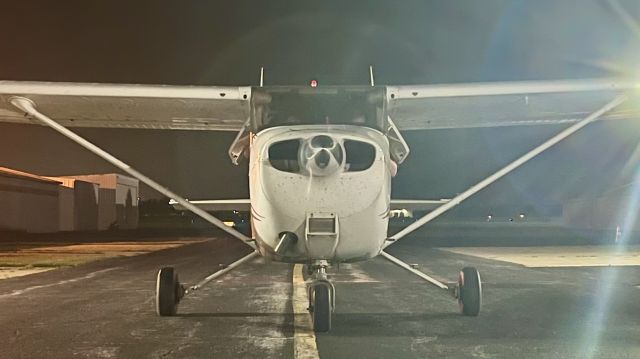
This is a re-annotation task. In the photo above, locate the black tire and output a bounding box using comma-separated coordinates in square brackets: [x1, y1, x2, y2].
[458, 267, 482, 316]
[156, 267, 180, 316]
[312, 284, 332, 332]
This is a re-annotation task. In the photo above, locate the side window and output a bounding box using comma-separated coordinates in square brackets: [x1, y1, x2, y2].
[268, 139, 301, 173]
[344, 140, 376, 171]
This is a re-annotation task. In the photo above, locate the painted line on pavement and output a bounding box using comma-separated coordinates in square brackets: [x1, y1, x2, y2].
[0, 267, 120, 299]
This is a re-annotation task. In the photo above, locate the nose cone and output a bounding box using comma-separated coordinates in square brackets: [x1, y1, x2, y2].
[315, 149, 331, 169]
[311, 135, 334, 149]
[301, 135, 343, 176]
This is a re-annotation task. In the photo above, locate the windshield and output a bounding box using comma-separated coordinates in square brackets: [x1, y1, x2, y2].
[252, 86, 386, 132]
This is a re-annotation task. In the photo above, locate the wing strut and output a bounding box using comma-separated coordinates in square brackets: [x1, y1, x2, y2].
[384, 94, 628, 248]
[10, 96, 256, 250]
[380, 251, 449, 290]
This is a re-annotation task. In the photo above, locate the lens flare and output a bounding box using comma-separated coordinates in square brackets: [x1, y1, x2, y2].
[579, 142, 640, 358]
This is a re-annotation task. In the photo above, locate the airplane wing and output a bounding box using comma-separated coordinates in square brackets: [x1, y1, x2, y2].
[169, 199, 251, 212]
[0, 81, 251, 130]
[2, 78, 638, 131]
[170, 199, 449, 212]
[387, 78, 640, 130]
[390, 199, 449, 211]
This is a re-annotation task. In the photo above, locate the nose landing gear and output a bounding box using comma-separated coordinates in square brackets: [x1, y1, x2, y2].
[307, 261, 336, 332]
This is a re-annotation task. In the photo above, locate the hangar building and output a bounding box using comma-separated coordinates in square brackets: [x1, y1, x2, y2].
[62, 174, 139, 230]
[0, 166, 139, 234]
[45, 177, 100, 231]
[0, 167, 61, 233]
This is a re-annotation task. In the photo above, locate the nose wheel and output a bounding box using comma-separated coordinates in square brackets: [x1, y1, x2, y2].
[307, 262, 335, 332]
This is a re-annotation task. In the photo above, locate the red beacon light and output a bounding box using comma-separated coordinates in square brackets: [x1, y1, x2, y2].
[310, 79, 318, 88]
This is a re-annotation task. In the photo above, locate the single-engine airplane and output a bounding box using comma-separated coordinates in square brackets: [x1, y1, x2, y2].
[1, 68, 638, 332]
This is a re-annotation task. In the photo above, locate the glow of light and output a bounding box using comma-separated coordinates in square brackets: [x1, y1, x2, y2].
[579, 142, 640, 358]
[310, 79, 318, 88]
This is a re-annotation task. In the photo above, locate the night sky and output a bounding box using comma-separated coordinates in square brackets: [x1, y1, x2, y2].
[1, 1, 640, 211]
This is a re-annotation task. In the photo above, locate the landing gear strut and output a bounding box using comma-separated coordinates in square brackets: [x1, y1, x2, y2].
[307, 261, 335, 332]
[154, 251, 259, 317]
[381, 251, 482, 316]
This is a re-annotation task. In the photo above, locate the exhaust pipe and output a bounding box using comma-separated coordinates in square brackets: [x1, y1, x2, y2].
[275, 232, 298, 255]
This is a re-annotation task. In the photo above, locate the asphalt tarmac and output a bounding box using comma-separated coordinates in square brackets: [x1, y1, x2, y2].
[0, 235, 639, 358]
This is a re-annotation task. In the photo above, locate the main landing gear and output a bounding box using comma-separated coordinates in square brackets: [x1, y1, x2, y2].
[455, 266, 482, 316]
[154, 251, 260, 317]
[156, 267, 185, 316]
[307, 261, 336, 332]
[380, 251, 482, 317]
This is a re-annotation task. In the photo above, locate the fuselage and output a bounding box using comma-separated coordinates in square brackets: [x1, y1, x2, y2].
[249, 125, 393, 264]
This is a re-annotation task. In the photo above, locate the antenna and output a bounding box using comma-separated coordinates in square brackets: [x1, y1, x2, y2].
[259, 66, 264, 87]
[369, 65, 375, 86]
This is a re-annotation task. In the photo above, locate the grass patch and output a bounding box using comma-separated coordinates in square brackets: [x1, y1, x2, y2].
[0, 239, 196, 279]
[0, 239, 194, 279]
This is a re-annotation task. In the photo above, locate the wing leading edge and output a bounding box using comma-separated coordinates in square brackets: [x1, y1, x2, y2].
[387, 78, 640, 130]
[1, 78, 638, 131]
[169, 199, 251, 212]
[0, 81, 251, 130]
[170, 199, 449, 212]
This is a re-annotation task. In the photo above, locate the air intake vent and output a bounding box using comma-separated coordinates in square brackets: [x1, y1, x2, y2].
[268, 139, 300, 173]
[308, 216, 336, 234]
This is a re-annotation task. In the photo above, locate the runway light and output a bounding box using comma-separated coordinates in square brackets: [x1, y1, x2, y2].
[310, 79, 318, 88]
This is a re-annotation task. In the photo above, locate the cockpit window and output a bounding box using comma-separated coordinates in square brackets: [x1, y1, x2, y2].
[268, 139, 300, 173]
[251, 87, 386, 133]
[344, 140, 376, 171]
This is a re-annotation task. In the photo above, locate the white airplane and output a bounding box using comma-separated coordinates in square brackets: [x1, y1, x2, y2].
[0, 70, 638, 332]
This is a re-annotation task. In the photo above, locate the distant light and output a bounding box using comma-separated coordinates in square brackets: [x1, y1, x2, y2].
[310, 79, 318, 88]
[519, 213, 525, 219]
[390, 209, 413, 218]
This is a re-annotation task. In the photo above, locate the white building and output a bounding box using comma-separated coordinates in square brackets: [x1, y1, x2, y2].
[45, 177, 100, 231]
[64, 174, 139, 230]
